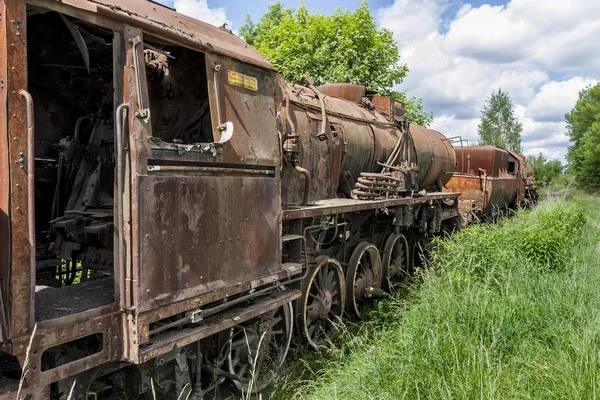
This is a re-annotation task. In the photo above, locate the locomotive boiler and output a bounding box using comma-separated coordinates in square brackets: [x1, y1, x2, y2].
[0, 1, 464, 398]
[279, 82, 457, 204]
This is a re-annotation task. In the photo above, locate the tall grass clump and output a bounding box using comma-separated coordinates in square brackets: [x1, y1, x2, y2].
[519, 201, 585, 270]
[276, 197, 600, 399]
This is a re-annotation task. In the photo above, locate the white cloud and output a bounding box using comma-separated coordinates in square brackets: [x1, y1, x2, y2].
[430, 115, 480, 143]
[376, 0, 600, 162]
[445, 4, 531, 63]
[526, 77, 596, 123]
[174, 0, 230, 28]
[377, 0, 444, 44]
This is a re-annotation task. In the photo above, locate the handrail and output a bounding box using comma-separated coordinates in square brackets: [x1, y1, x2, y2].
[19, 89, 36, 329]
[212, 64, 224, 130]
[128, 36, 149, 119]
[211, 65, 235, 143]
[115, 103, 131, 310]
[305, 75, 328, 141]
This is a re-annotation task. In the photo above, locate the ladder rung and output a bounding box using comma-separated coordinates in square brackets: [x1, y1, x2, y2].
[282, 262, 302, 275]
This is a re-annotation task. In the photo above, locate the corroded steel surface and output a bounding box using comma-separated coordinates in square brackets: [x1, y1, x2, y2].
[282, 192, 459, 220]
[370, 95, 405, 118]
[455, 145, 519, 177]
[446, 173, 518, 216]
[56, 0, 275, 71]
[447, 146, 528, 217]
[5, 0, 34, 339]
[281, 84, 457, 205]
[281, 84, 412, 204]
[137, 289, 300, 363]
[0, 0, 10, 341]
[204, 54, 282, 166]
[317, 83, 365, 104]
[409, 125, 456, 188]
[137, 174, 281, 312]
[9, 311, 122, 395]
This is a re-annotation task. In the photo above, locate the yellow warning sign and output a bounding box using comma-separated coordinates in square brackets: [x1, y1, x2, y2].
[228, 70, 258, 91]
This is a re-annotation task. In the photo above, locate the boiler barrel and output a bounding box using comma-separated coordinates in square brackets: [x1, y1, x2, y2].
[409, 125, 456, 189]
[282, 84, 457, 204]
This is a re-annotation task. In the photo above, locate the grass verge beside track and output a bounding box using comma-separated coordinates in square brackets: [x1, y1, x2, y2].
[273, 196, 600, 399]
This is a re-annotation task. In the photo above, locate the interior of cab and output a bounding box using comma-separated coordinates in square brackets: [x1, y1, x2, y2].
[25, 5, 216, 321]
[144, 35, 214, 144]
[27, 5, 117, 320]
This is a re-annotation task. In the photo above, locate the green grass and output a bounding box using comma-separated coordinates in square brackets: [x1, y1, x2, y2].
[273, 196, 600, 399]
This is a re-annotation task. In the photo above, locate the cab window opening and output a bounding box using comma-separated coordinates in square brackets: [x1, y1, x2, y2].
[143, 36, 214, 144]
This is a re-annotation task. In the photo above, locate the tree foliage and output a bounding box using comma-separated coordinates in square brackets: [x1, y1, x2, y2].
[526, 153, 563, 186]
[477, 88, 523, 153]
[240, 1, 433, 126]
[566, 84, 600, 192]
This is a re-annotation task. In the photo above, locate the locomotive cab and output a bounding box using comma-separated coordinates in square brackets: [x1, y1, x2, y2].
[1, 1, 299, 397]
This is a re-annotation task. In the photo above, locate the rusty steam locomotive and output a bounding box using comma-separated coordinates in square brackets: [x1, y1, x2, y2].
[0, 1, 535, 398]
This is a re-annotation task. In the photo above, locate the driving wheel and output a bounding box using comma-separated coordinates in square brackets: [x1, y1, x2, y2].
[297, 256, 345, 350]
[345, 242, 383, 319]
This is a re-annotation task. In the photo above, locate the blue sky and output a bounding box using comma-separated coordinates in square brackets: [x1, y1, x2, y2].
[158, 0, 600, 162]
[159, 0, 391, 26]
[158, 0, 507, 31]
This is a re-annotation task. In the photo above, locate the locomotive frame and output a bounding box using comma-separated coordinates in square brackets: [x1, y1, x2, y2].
[0, 0, 533, 398]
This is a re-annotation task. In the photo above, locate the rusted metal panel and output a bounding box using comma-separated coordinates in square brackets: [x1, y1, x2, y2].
[448, 146, 525, 216]
[455, 146, 518, 177]
[28, 0, 123, 31]
[280, 92, 335, 204]
[48, 0, 275, 72]
[508, 150, 528, 206]
[409, 125, 456, 189]
[124, 35, 284, 361]
[317, 83, 365, 104]
[446, 173, 518, 216]
[445, 174, 484, 214]
[136, 263, 302, 343]
[136, 174, 281, 312]
[123, 24, 156, 365]
[487, 177, 518, 210]
[137, 289, 300, 363]
[10, 312, 122, 390]
[205, 54, 280, 166]
[5, 0, 33, 339]
[0, 0, 10, 342]
[370, 95, 405, 118]
[282, 192, 460, 220]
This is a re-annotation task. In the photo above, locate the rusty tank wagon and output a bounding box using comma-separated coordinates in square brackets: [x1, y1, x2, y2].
[0, 1, 466, 398]
[446, 145, 537, 222]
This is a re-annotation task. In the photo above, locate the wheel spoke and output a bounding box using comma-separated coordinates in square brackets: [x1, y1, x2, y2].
[326, 268, 335, 289]
[229, 302, 292, 393]
[311, 277, 322, 294]
[308, 292, 321, 302]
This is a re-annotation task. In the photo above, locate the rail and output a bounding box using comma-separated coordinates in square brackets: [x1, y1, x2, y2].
[443, 136, 471, 173]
